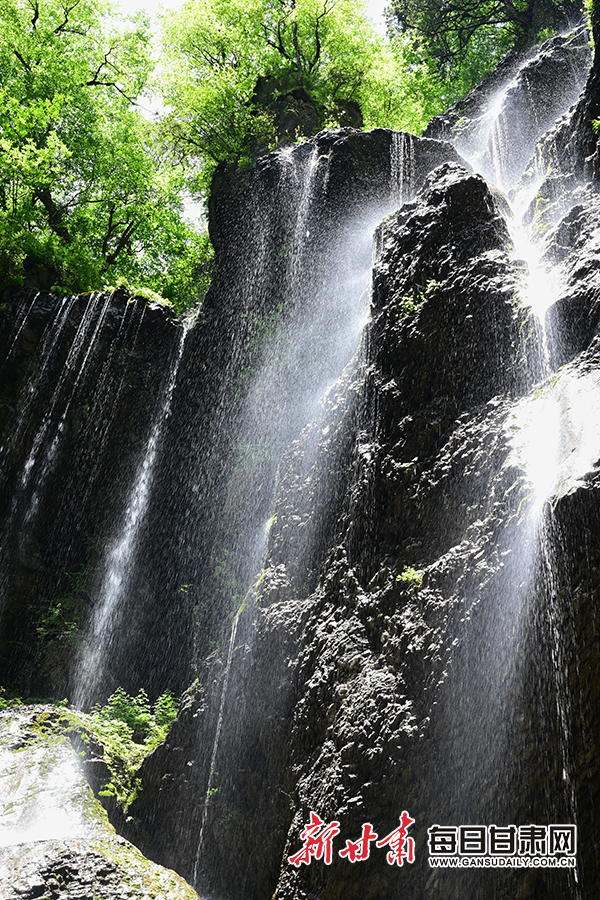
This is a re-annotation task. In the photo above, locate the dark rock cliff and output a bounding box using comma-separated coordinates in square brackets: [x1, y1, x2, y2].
[0, 129, 465, 704]
[0, 290, 187, 699]
[128, 149, 600, 900]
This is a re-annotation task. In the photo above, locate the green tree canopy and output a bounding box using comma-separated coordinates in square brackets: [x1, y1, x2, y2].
[158, 0, 443, 191]
[0, 0, 210, 309]
[390, 0, 585, 76]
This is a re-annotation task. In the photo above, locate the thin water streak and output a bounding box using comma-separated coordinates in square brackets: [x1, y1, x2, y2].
[193, 613, 240, 884]
[74, 325, 189, 707]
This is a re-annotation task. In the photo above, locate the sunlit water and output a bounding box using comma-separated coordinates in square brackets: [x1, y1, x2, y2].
[0, 715, 87, 848]
[451, 45, 593, 892]
[189, 139, 416, 890]
[510, 368, 600, 508]
[74, 325, 189, 707]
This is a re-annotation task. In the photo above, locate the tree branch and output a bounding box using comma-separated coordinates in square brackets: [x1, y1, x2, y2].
[308, 0, 338, 73]
[54, 0, 85, 34]
[33, 187, 71, 243]
[104, 219, 137, 267]
[29, 0, 39, 29]
[13, 50, 32, 72]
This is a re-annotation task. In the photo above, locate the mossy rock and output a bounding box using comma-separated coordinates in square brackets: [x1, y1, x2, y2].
[0, 705, 199, 899]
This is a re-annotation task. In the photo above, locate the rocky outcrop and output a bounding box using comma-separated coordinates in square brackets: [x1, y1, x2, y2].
[262, 166, 600, 900]
[515, 6, 600, 222]
[543, 187, 600, 366]
[0, 705, 199, 899]
[125, 161, 600, 900]
[426, 26, 591, 191]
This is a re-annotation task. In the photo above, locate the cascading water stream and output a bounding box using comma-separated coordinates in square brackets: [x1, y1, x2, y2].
[390, 131, 415, 205]
[0, 292, 141, 622]
[74, 324, 189, 708]
[189, 140, 408, 893]
[19, 293, 114, 520]
[1, 22, 598, 896]
[1, 291, 41, 370]
[445, 46, 596, 892]
[0, 294, 78, 472]
[193, 612, 240, 883]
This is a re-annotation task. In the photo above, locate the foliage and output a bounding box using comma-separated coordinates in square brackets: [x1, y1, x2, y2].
[0, 0, 207, 311]
[0, 686, 23, 709]
[431, 25, 516, 107]
[396, 565, 424, 585]
[158, 0, 445, 191]
[84, 687, 179, 807]
[390, 0, 585, 80]
[90, 686, 177, 742]
[152, 229, 215, 315]
[33, 567, 92, 645]
[1, 0, 579, 308]
[395, 293, 417, 316]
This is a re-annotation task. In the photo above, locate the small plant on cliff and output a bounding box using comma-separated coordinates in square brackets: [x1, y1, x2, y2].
[32, 567, 93, 653]
[82, 687, 179, 808]
[0, 687, 22, 710]
[396, 565, 424, 586]
[91, 687, 178, 744]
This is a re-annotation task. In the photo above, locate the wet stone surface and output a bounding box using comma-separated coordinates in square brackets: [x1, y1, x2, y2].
[0, 706, 199, 900]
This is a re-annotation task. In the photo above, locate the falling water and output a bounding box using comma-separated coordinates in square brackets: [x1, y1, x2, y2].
[74, 325, 188, 708]
[1, 291, 41, 368]
[443, 39, 597, 893]
[19, 294, 114, 521]
[390, 132, 415, 205]
[193, 613, 239, 883]
[1, 27, 595, 896]
[0, 293, 78, 471]
[0, 292, 128, 630]
[188, 136, 411, 894]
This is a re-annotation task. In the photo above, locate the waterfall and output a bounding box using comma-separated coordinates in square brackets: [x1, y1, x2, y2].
[0, 293, 145, 619]
[436, 42, 596, 895]
[74, 325, 189, 708]
[1, 21, 598, 899]
[188, 139, 384, 893]
[390, 132, 415, 205]
[193, 612, 240, 883]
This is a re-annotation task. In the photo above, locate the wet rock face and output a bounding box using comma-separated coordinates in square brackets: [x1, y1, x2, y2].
[262, 166, 544, 900]
[0, 705, 199, 900]
[259, 178, 600, 900]
[4, 35, 600, 900]
[0, 127, 467, 709]
[127, 164, 569, 900]
[426, 27, 591, 190]
[542, 188, 600, 366]
[208, 127, 468, 283]
[133, 144, 600, 900]
[517, 8, 600, 216]
[370, 163, 536, 411]
[160, 127, 470, 689]
[0, 291, 187, 701]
